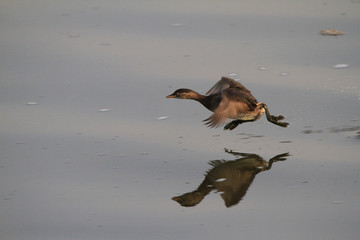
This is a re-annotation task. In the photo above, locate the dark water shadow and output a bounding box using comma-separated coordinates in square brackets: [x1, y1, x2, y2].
[302, 125, 360, 136]
[172, 149, 290, 208]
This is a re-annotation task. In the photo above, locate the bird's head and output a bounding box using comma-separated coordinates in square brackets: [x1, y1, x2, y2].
[166, 89, 198, 99]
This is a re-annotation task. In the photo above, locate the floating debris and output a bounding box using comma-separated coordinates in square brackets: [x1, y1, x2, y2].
[356, 131, 360, 139]
[228, 73, 238, 77]
[320, 29, 344, 36]
[333, 64, 349, 69]
[258, 67, 267, 71]
[26, 102, 38, 105]
[157, 116, 168, 120]
[280, 72, 289, 76]
[98, 108, 110, 112]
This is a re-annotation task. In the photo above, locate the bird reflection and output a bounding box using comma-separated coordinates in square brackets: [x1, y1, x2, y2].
[172, 149, 289, 208]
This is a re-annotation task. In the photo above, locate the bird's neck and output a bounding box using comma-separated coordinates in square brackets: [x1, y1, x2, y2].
[197, 94, 221, 112]
[192, 93, 214, 111]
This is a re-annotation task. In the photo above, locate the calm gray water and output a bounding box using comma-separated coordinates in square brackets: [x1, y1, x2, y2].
[1, 1, 359, 239]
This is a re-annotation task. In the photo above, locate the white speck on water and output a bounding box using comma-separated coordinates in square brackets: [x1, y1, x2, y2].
[228, 73, 238, 77]
[333, 64, 349, 69]
[280, 72, 289, 76]
[157, 116, 168, 120]
[216, 178, 226, 182]
[172, 23, 184, 27]
[258, 67, 267, 71]
[331, 201, 344, 204]
[98, 108, 110, 112]
[26, 102, 38, 105]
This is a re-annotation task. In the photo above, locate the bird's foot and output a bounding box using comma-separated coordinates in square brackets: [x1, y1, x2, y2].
[277, 121, 289, 127]
[270, 153, 290, 162]
[269, 115, 289, 127]
[273, 115, 285, 121]
[224, 120, 242, 130]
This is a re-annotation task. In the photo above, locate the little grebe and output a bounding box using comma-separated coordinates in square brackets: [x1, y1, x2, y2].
[166, 77, 289, 130]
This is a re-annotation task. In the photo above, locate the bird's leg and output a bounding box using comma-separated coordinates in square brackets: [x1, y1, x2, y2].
[224, 120, 243, 130]
[263, 153, 290, 171]
[261, 104, 289, 127]
[224, 118, 258, 130]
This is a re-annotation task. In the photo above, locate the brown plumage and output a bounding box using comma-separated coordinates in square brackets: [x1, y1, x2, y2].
[166, 77, 289, 130]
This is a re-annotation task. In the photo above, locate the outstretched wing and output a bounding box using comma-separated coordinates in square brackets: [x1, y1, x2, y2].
[206, 77, 253, 96]
[203, 89, 254, 128]
[207, 163, 258, 207]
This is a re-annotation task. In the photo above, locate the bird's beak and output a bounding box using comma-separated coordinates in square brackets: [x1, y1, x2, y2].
[166, 94, 175, 98]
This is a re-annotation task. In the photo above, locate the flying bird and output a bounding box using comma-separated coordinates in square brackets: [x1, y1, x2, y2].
[166, 77, 289, 130]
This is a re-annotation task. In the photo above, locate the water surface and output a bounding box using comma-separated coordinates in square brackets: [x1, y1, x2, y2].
[1, 1, 359, 239]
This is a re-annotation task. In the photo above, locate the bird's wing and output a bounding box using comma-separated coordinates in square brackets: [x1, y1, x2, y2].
[205, 77, 253, 96]
[216, 169, 257, 207]
[203, 89, 253, 128]
[207, 164, 258, 207]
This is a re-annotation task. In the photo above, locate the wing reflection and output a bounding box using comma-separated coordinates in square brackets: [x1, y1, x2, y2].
[172, 149, 289, 208]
